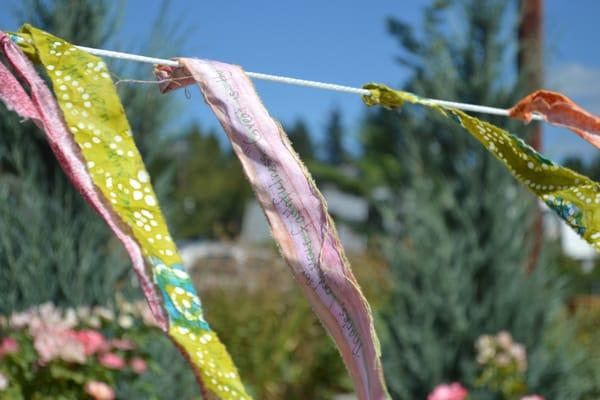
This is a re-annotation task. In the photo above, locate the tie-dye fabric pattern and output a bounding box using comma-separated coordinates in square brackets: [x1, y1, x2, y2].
[12, 25, 249, 399]
[363, 83, 600, 251]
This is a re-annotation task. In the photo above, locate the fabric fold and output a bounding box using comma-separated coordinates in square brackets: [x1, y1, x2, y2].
[509, 89, 600, 150]
[6, 25, 249, 399]
[363, 83, 600, 251]
[156, 60, 390, 400]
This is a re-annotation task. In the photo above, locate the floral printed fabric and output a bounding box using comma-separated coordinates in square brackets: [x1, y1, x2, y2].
[9, 25, 249, 399]
[156, 60, 390, 400]
[363, 83, 600, 250]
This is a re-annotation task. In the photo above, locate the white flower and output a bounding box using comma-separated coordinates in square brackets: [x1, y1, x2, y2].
[63, 308, 78, 328]
[118, 315, 134, 329]
[510, 343, 527, 371]
[496, 331, 513, 349]
[87, 315, 101, 328]
[93, 306, 114, 321]
[477, 346, 496, 364]
[135, 301, 158, 327]
[76, 306, 91, 319]
[476, 334, 493, 352]
[0, 372, 9, 391]
[10, 311, 31, 329]
[121, 301, 137, 315]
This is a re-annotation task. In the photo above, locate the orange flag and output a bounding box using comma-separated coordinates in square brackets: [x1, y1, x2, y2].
[509, 90, 600, 149]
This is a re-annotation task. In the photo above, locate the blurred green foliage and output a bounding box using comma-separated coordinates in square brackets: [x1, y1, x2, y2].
[189, 250, 390, 400]
[285, 119, 315, 161]
[0, 166, 130, 313]
[323, 107, 347, 165]
[167, 126, 251, 239]
[558, 299, 600, 399]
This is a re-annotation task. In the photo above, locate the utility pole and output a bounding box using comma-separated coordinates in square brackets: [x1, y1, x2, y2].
[518, 0, 544, 273]
[518, 0, 543, 148]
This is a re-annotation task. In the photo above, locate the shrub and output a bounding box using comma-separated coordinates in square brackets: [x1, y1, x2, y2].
[189, 247, 389, 399]
[0, 301, 157, 399]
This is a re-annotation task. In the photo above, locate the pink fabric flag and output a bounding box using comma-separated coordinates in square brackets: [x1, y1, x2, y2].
[156, 59, 389, 400]
[509, 89, 600, 150]
[0, 31, 168, 333]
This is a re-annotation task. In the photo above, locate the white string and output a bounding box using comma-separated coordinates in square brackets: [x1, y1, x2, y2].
[76, 45, 542, 120]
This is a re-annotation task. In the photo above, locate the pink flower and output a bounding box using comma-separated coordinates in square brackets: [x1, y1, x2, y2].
[9, 312, 30, 329]
[496, 331, 513, 349]
[98, 352, 125, 369]
[521, 396, 544, 400]
[428, 382, 469, 400]
[510, 343, 528, 371]
[0, 337, 19, 358]
[130, 357, 147, 374]
[70, 330, 106, 356]
[33, 327, 85, 364]
[34, 302, 77, 330]
[109, 339, 135, 351]
[84, 381, 115, 400]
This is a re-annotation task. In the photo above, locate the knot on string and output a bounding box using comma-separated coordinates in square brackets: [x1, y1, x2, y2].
[361, 83, 420, 109]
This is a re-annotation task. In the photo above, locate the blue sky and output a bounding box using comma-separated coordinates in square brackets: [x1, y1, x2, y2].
[2, 1, 599, 161]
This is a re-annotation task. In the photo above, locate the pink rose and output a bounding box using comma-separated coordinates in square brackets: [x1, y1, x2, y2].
[130, 357, 147, 374]
[109, 339, 135, 351]
[428, 382, 469, 400]
[84, 381, 115, 400]
[521, 396, 544, 400]
[71, 330, 106, 356]
[0, 337, 19, 358]
[99, 352, 125, 369]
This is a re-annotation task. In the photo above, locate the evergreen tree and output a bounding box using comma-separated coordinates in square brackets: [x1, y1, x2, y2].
[563, 154, 600, 182]
[286, 119, 315, 160]
[171, 125, 251, 239]
[324, 107, 346, 165]
[363, 1, 586, 398]
[562, 156, 587, 177]
[587, 156, 600, 181]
